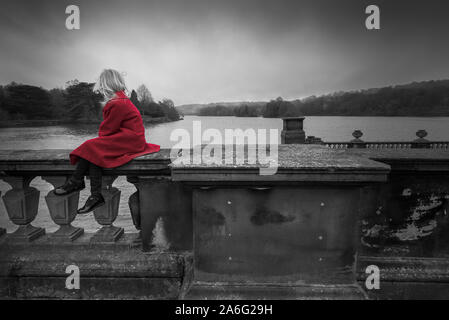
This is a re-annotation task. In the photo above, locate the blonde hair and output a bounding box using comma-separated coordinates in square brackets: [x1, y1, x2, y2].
[94, 69, 127, 102]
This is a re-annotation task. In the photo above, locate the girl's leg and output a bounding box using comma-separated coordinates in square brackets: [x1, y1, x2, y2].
[77, 161, 105, 214]
[89, 162, 103, 196]
[71, 157, 90, 182]
[54, 158, 88, 195]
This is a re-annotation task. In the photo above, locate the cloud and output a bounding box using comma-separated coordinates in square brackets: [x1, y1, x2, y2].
[1, 0, 449, 104]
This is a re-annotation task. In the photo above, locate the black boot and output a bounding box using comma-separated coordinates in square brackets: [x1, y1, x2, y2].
[54, 179, 85, 196]
[77, 193, 105, 214]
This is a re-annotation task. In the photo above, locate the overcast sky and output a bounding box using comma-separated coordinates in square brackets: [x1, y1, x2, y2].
[1, 0, 449, 105]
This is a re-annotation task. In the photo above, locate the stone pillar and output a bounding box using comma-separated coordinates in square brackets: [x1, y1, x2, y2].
[412, 130, 431, 149]
[127, 175, 192, 252]
[129, 176, 169, 251]
[91, 175, 124, 243]
[281, 117, 305, 144]
[0, 176, 44, 241]
[348, 130, 366, 149]
[0, 191, 4, 237]
[126, 179, 142, 246]
[42, 176, 83, 241]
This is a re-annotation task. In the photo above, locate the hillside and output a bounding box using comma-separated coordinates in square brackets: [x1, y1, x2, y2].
[176, 79, 449, 117]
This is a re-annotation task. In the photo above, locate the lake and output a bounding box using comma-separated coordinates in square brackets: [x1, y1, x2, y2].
[1, 115, 449, 233]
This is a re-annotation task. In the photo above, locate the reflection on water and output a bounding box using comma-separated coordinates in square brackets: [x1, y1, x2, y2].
[1, 115, 449, 232]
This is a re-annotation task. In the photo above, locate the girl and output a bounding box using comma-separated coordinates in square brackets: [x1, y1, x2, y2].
[55, 69, 160, 214]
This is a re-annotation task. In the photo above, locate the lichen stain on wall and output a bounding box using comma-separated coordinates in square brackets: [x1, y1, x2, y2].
[361, 186, 449, 255]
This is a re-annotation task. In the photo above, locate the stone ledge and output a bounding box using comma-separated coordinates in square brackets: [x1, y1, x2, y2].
[357, 255, 449, 282]
[171, 145, 390, 170]
[183, 282, 367, 300]
[356, 281, 449, 300]
[171, 145, 390, 183]
[356, 256, 449, 299]
[0, 235, 193, 299]
[0, 234, 189, 278]
[345, 148, 449, 171]
[0, 276, 182, 299]
[0, 149, 172, 175]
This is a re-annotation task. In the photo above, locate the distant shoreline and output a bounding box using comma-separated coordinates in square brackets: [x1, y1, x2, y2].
[182, 114, 449, 118]
[0, 116, 180, 128]
[1, 115, 448, 129]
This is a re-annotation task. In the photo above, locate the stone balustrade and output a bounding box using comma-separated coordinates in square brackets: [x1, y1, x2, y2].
[0, 145, 390, 299]
[278, 117, 449, 149]
[325, 129, 449, 149]
[170, 144, 390, 299]
[0, 149, 172, 246]
[1, 143, 449, 299]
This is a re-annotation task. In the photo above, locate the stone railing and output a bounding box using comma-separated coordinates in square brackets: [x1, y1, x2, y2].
[279, 117, 449, 149]
[324, 129, 449, 149]
[1, 145, 391, 299]
[0, 149, 172, 246]
[1, 139, 449, 299]
[0, 149, 193, 299]
[343, 147, 449, 299]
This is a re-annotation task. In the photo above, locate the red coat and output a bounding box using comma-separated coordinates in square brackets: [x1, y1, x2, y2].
[70, 91, 160, 168]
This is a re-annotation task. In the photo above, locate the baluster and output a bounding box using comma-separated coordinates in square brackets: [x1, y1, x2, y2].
[127, 175, 177, 252]
[127, 176, 162, 251]
[0, 176, 44, 241]
[128, 182, 142, 247]
[412, 130, 430, 149]
[0, 191, 5, 237]
[348, 130, 366, 149]
[42, 176, 84, 241]
[91, 175, 124, 243]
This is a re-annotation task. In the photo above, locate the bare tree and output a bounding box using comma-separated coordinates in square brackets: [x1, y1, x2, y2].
[136, 84, 153, 105]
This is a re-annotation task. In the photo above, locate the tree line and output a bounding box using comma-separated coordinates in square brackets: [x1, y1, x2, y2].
[196, 80, 449, 117]
[0, 81, 180, 122]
